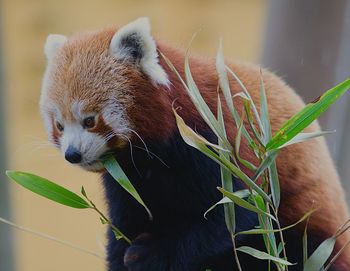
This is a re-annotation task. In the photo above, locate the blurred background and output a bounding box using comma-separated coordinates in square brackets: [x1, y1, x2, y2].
[0, 0, 349, 270]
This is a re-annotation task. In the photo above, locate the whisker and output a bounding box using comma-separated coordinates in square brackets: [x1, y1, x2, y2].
[126, 128, 151, 158]
[133, 146, 170, 168]
[91, 125, 168, 173]
[109, 132, 142, 177]
[100, 128, 169, 169]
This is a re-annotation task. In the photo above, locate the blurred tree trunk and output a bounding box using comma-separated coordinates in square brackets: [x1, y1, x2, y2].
[262, 0, 350, 197]
[0, 0, 15, 269]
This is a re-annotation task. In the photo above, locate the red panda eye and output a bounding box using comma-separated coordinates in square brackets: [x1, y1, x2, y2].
[83, 116, 95, 129]
[56, 121, 64, 132]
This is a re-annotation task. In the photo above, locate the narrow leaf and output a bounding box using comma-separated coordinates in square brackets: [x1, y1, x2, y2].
[278, 131, 335, 149]
[303, 216, 311, 264]
[217, 94, 236, 233]
[204, 190, 250, 218]
[218, 188, 275, 221]
[216, 40, 234, 115]
[235, 113, 257, 171]
[226, 65, 264, 133]
[236, 246, 293, 265]
[252, 151, 278, 182]
[102, 156, 153, 220]
[303, 237, 336, 271]
[6, 171, 90, 209]
[268, 159, 280, 208]
[267, 79, 350, 150]
[254, 194, 278, 256]
[237, 210, 315, 235]
[259, 72, 271, 144]
[259, 73, 281, 208]
[204, 197, 232, 219]
[215, 45, 256, 149]
[244, 99, 264, 147]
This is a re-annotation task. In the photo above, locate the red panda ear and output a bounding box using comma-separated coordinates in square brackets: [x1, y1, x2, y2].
[44, 34, 67, 60]
[110, 17, 169, 88]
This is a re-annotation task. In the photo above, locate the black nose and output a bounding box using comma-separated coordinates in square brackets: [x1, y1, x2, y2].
[65, 146, 82, 164]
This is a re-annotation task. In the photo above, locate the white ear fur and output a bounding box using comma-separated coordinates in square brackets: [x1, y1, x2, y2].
[44, 34, 67, 60]
[110, 17, 169, 87]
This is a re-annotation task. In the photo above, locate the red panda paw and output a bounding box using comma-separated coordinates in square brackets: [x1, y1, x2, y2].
[123, 233, 168, 271]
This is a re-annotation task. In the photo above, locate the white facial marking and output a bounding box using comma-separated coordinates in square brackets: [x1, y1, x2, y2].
[110, 17, 170, 87]
[60, 123, 108, 171]
[71, 100, 87, 120]
[102, 101, 131, 136]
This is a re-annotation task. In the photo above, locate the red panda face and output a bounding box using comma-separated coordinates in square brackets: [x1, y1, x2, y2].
[40, 18, 170, 172]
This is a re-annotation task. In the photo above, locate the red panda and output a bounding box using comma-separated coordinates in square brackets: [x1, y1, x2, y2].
[40, 17, 350, 271]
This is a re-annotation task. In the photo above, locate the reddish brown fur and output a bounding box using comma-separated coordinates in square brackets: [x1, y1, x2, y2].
[48, 28, 350, 268]
[90, 114, 125, 149]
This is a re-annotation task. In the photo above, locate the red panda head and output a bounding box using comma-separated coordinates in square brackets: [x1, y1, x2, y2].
[40, 17, 171, 171]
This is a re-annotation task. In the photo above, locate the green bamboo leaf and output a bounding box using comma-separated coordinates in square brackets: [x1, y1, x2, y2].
[259, 72, 271, 145]
[268, 159, 280, 208]
[235, 112, 244, 157]
[218, 188, 275, 221]
[217, 93, 239, 165]
[204, 197, 232, 219]
[204, 190, 250, 219]
[277, 242, 283, 257]
[226, 65, 264, 133]
[267, 79, 350, 151]
[232, 92, 249, 100]
[278, 131, 335, 149]
[216, 40, 234, 116]
[303, 216, 311, 264]
[237, 210, 315, 235]
[303, 237, 336, 271]
[217, 94, 236, 233]
[244, 99, 264, 147]
[324, 240, 350, 271]
[254, 194, 279, 256]
[234, 114, 257, 171]
[259, 73, 281, 208]
[6, 171, 90, 209]
[216, 41, 256, 149]
[252, 151, 278, 182]
[236, 246, 293, 265]
[102, 156, 153, 220]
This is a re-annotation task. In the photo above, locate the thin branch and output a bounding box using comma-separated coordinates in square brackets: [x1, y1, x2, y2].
[0, 216, 104, 260]
[231, 233, 243, 271]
